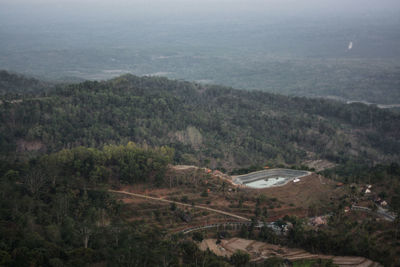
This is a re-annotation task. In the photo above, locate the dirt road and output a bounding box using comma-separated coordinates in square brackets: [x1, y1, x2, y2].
[109, 189, 250, 221]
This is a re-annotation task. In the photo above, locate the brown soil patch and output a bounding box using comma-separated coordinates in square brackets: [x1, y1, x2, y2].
[303, 159, 336, 172]
[258, 173, 339, 209]
[16, 139, 45, 152]
[171, 165, 198, 171]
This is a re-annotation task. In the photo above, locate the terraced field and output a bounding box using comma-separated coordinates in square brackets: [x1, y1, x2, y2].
[200, 238, 382, 267]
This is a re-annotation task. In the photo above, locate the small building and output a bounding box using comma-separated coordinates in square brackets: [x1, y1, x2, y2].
[365, 189, 371, 194]
[344, 206, 351, 213]
[336, 182, 344, 187]
[293, 178, 300, 183]
[283, 222, 293, 232]
[380, 200, 388, 207]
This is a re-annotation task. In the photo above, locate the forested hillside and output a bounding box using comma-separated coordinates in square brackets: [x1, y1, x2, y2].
[0, 70, 51, 96]
[1, 71, 399, 170]
[1, 71, 400, 266]
[0, 143, 232, 266]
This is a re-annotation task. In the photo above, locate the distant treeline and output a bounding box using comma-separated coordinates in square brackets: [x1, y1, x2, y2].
[0, 70, 52, 96]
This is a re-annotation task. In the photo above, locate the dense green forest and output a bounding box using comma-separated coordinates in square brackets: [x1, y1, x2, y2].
[1, 71, 399, 171]
[0, 144, 234, 266]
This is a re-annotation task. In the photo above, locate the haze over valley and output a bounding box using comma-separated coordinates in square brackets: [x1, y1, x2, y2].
[1, 0, 400, 104]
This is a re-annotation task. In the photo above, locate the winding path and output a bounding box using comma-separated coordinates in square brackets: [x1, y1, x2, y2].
[109, 189, 251, 221]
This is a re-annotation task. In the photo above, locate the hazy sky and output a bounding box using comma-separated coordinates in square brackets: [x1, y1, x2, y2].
[2, 0, 400, 19]
[1, 0, 399, 79]
[2, 0, 399, 37]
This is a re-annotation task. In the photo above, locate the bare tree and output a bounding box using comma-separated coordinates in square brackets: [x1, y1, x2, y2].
[79, 224, 92, 249]
[55, 193, 70, 224]
[24, 169, 46, 197]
